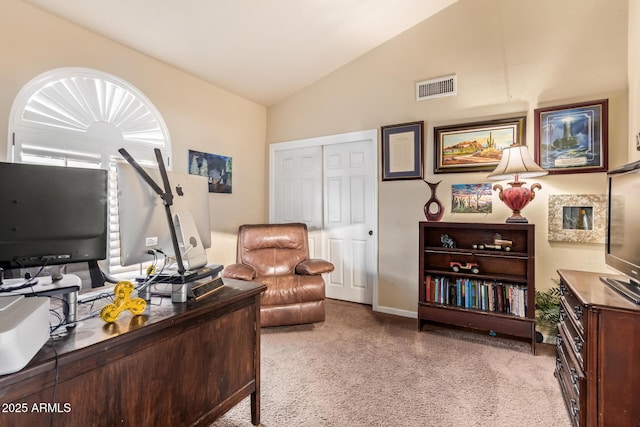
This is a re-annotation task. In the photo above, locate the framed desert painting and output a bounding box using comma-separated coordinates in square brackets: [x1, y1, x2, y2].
[434, 116, 526, 173]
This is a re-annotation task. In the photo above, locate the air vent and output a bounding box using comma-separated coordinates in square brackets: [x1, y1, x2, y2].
[416, 74, 457, 101]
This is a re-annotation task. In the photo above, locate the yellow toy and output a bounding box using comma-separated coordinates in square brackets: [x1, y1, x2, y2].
[99, 281, 147, 323]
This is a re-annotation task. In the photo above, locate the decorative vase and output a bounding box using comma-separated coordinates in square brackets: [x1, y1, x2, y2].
[492, 179, 542, 223]
[423, 180, 444, 221]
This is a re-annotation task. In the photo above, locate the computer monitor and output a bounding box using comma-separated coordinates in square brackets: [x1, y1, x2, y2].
[0, 162, 108, 271]
[601, 159, 640, 303]
[116, 162, 211, 271]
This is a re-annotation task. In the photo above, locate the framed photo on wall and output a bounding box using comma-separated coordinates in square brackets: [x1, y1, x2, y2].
[188, 149, 232, 193]
[434, 116, 526, 173]
[534, 99, 608, 174]
[381, 121, 424, 180]
[548, 194, 607, 243]
[451, 183, 493, 214]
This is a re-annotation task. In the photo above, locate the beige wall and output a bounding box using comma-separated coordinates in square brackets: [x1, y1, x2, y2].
[0, 0, 268, 268]
[267, 0, 629, 314]
[630, 0, 640, 162]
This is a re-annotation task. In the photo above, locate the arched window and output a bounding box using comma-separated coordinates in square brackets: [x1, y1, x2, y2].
[8, 67, 172, 277]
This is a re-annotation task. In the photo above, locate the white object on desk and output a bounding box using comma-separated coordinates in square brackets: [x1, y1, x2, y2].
[0, 295, 50, 375]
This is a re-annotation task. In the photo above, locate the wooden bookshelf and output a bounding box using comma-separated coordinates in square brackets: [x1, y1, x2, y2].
[418, 222, 536, 353]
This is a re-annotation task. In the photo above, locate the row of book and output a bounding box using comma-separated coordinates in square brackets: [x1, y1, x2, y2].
[424, 275, 529, 318]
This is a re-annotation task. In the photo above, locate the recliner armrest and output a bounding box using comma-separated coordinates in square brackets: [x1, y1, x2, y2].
[296, 259, 335, 275]
[222, 264, 257, 281]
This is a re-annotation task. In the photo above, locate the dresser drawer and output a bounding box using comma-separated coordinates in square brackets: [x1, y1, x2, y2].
[556, 326, 585, 427]
[559, 300, 585, 366]
[559, 285, 585, 334]
[556, 329, 585, 397]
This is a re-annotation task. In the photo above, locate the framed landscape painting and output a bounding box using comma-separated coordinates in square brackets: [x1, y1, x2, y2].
[451, 183, 493, 214]
[434, 116, 526, 173]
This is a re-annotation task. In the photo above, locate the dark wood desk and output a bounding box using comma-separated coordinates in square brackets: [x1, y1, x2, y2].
[0, 278, 265, 427]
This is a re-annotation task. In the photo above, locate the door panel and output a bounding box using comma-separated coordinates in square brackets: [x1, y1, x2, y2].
[272, 146, 322, 229]
[272, 146, 323, 257]
[323, 141, 374, 304]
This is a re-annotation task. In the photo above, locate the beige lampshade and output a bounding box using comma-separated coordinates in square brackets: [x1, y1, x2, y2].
[487, 146, 548, 180]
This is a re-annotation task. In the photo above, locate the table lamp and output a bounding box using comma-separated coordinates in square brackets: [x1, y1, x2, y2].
[487, 145, 547, 223]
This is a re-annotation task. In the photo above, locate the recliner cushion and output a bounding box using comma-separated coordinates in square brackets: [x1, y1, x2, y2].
[257, 274, 325, 306]
[238, 224, 308, 276]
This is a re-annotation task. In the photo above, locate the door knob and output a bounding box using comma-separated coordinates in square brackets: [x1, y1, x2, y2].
[368, 230, 373, 236]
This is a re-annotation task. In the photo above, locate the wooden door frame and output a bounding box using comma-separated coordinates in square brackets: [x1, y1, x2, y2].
[269, 129, 379, 310]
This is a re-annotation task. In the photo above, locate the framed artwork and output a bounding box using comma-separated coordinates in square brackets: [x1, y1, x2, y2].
[548, 194, 606, 243]
[381, 121, 424, 180]
[188, 149, 232, 193]
[434, 116, 526, 173]
[451, 183, 493, 214]
[534, 99, 608, 174]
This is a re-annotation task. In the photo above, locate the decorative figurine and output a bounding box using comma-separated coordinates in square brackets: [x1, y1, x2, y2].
[441, 234, 456, 248]
[100, 281, 147, 323]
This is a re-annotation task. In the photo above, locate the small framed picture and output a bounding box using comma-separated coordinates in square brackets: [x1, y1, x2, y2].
[434, 116, 526, 173]
[534, 99, 608, 174]
[381, 121, 424, 180]
[188, 149, 232, 193]
[548, 194, 606, 243]
[451, 183, 493, 213]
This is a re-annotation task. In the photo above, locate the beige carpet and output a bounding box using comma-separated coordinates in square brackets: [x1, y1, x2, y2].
[212, 299, 571, 427]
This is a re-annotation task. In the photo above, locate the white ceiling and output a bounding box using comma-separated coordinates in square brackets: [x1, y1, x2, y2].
[23, 0, 457, 106]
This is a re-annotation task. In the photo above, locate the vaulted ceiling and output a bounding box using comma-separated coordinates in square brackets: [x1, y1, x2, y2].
[23, 0, 458, 106]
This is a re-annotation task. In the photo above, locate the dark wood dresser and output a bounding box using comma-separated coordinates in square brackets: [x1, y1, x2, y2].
[0, 278, 265, 427]
[556, 269, 640, 427]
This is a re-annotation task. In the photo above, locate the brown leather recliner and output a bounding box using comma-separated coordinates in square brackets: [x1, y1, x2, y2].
[222, 223, 334, 327]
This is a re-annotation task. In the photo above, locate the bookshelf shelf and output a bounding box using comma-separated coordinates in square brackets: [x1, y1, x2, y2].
[418, 221, 536, 353]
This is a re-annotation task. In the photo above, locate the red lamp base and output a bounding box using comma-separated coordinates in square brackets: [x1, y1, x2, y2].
[493, 180, 542, 223]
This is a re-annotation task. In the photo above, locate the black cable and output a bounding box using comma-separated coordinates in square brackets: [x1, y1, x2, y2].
[47, 325, 60, 427]
[48, 296, 69, 333]
[0, 263, 49, 292]
[0, 280, 39, 293]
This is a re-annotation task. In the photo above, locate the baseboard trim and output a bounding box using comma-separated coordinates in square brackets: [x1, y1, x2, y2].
[373, 305, 417, 319]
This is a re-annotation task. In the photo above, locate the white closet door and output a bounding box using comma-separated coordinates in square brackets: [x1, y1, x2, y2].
[323, 140, 375, 304]
[271, 146, 323, 257]
[269, 129, 378, 306]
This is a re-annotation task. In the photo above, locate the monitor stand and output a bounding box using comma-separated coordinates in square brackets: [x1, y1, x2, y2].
[148, 264, 223, 284]
[0, 274, 80, 327]
[137, 264, 224, 303]
[600, 275, 640, 304]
